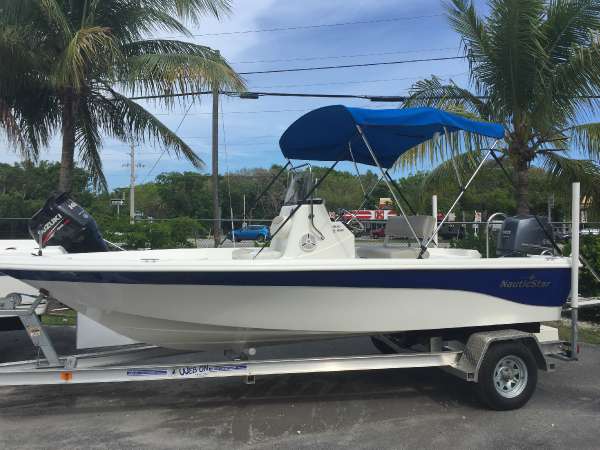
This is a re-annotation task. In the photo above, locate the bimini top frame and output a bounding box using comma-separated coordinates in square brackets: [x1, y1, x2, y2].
[278, 105, 505, 253]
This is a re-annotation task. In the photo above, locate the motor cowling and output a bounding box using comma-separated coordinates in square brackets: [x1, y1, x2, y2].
[29, 193, 108, 253]
[496, 215, 553, 256]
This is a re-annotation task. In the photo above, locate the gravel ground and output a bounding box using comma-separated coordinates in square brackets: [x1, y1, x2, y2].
[0, 326, 599, 449]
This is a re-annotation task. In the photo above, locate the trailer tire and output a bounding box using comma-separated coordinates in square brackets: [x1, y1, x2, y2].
[475, 341, 537, 410]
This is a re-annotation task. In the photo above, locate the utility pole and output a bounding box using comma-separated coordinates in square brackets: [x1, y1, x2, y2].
[212, 77, 221, 247]
[129, 142, 136, 224]
[124, 143, 144, 225]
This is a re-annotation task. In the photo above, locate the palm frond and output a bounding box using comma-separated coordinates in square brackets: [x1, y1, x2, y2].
[564, 122, 600, 160]
[101, 88, 204, 169]
[422, 149, 487, 191]
[539, 41, 600, 122]
[170, 0, 232, 22]
[446, 0, 491, 94]
[540, 151, 600, 212]
[399, 79, 499, 171]
[543, 0, 600, 64]
[404, 76, 491, 118]
[55, 26, 121, 91]
[120, 40, 245, 96]
[487, 0, 547, 121]
[75, 97, 107, 191]
[104, 3, 193, 40]
[0, 98, 27, 154]
[39, 0, 72, 43]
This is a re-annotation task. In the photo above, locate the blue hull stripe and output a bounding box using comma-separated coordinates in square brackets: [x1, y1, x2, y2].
[2, 267, 570, 307]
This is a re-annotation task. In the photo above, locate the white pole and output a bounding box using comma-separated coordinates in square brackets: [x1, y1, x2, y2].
[432, 194, 438, 246]
[212, 82, 220, 248]
[571, 182, 580, 358]
[243, 194, 246, 227]
[129, 142, 135, 225]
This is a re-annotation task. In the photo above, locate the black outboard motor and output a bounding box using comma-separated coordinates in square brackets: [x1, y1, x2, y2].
[496, 215, 553, 256]
[29, 193, 108, 253]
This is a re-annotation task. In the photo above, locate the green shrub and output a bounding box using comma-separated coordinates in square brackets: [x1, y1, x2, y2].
[99, 217, 206, 250]
[564, 236, 600, 298]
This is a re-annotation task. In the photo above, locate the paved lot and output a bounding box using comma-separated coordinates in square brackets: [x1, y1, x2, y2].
[0, 326, 599, 449]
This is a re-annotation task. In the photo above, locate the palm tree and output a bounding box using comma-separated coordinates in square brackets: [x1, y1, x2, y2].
[401, 0, 600, 215]
[0, 0, 244, 192]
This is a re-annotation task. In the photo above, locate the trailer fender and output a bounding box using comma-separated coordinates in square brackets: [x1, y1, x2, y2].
[454, 329, 547, 382]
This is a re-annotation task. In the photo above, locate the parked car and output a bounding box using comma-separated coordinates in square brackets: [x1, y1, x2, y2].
[227, 225, 270, 242]
[371, 227, 386, 239]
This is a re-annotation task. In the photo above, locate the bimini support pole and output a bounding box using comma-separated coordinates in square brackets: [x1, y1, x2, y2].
[570, 182, 580, 359]
[355, 125, 423, 248]
[419, 142, 498, 258]
[432, 195, 438, 246]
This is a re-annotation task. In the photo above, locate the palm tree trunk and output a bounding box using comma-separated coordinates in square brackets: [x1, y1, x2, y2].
[514, 156, 530, 216]
[58, 94, 77, 193]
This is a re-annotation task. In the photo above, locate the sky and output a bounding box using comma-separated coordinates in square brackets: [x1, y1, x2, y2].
[1, 0, 481, 190]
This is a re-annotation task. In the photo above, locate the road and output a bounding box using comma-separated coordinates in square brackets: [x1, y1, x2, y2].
[0, 326, 599, 449]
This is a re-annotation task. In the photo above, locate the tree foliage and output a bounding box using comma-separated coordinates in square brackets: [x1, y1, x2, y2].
[402, 0, 600, 215]
[0, 0, 244, 192]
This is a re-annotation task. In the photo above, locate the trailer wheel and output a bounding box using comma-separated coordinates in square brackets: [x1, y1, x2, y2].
[476, 341, 538, 410]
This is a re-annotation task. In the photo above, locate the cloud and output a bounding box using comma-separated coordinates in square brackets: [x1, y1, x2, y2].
[1, 0, 470, 190]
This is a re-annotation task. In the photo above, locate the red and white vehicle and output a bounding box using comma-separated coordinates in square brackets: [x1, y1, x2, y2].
[341, 209, 397, 221]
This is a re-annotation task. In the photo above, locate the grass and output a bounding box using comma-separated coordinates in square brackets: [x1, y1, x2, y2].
[41, 309, 77, 326]
[551, 320, 600, 345]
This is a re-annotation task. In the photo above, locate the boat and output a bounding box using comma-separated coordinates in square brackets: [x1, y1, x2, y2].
[0, 240, 67, 330]
[0, 106, 572, 351]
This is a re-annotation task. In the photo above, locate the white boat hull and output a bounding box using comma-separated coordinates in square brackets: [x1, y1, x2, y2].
[18, 266, 566, 350]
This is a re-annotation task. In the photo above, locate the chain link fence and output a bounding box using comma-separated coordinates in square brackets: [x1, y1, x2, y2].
[0, 218, 30, 240]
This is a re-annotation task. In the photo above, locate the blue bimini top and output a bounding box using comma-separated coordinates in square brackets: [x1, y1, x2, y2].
[279, 105, 505, 168]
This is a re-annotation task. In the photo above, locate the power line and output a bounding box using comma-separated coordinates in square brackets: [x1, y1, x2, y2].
[131, 90, 396, 102]
[232, 47, 458, 65]
[181, 14, 444, 37]
[246, 72, 467, 90]
[154, 108, 313, 116]
[128, 55, 469, 102]
[237, 56, 465, 75]
[142, 100, 195, 183]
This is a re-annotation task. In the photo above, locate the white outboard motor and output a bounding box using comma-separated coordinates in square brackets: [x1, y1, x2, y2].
[496, 215, 554, 256]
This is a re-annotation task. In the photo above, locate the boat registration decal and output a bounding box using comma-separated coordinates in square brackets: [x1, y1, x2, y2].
[174, 364, 247, 377]
[127, 369, 169, 377]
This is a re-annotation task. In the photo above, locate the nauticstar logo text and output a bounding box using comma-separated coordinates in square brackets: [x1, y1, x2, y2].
[499, 275, 551, 289]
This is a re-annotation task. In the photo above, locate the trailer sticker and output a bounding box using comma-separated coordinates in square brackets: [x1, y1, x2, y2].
[126, 369, 169, 377]
[174, 364, 247, 377]
[26, 326, 41, 337]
